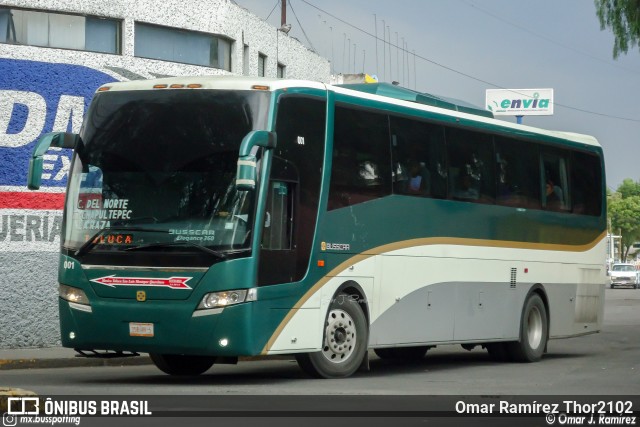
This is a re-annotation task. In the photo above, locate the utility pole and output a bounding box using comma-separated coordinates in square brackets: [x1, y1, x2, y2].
[353, 43, 356, 73]
[374, 14, 378, 78]
[382, 20, 386, 81]
[348, 38, 351, 73]
[281, 0, 287, 27]
[401, 37, 405, 86]
[387, 26, 391, 81]
[395, 32, 399, 83]
[413, 50, 416, 90]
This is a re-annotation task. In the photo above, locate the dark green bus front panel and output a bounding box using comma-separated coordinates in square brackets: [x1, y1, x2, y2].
[58, 253, 306, 356]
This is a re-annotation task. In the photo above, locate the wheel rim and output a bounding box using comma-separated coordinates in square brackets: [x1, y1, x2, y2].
[527, 306, 543, 349]
[322, 309, 357, 364]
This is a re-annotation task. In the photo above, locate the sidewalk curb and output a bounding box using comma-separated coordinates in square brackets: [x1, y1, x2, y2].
[0, 355, 291, 370]
[0, 356, 152, 371]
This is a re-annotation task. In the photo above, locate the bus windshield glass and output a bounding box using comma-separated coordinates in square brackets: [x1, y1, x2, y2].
[64, 89, 270, 265]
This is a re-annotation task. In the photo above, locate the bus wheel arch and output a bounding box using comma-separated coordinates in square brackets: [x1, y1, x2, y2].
[334, 280, 370, 324]
[295, 283, 370, 378]
[507, 284, 549, 362]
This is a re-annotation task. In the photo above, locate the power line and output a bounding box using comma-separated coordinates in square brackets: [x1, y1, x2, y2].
[460, 0, 640, 77]
[289, 0, 316, 51]
[297, 0, 640, 124]
[265, 0, 280, 21]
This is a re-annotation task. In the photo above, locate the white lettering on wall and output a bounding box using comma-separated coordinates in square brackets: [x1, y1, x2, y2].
[53, 95, 85, 134]
[0, 209, 62, 252]
[0, 90, 47, 148]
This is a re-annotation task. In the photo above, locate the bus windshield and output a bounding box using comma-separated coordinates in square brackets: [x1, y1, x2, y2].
[64, 89, 270, 266]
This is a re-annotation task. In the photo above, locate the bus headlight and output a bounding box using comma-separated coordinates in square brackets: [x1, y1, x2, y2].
[59, 284, 90, 305]
[198, 289, 256, 310]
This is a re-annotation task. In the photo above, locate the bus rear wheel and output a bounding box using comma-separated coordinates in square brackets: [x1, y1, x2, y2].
[296, 292, 368, 379]
[149, 353, 216, 375]
[507, 293, 548, 362]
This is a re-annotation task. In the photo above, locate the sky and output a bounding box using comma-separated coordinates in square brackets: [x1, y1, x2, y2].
[232, 0, 640, 191]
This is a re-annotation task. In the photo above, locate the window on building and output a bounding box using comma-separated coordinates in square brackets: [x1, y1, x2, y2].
[277, 63, 286, 78]
[243, 44, 250, 75]
[0, 7, 120, 54]
[258, 53, 267, 77]
[135, 22, 232, 70]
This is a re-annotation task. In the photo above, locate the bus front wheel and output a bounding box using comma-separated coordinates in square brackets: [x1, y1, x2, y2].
[296, 292, 368, 379]
[507, 293, 548, 362]
[149, 353, 216, 375]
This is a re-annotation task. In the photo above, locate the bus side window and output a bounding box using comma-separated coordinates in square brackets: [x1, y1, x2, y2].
[328, 105, 391, 210]
[446, 127, 495, 204]
[389, 116, 446, 199]
[571, 151, 602, 216]
[541, 152, 570, 212]
[495, 136, 540, 209]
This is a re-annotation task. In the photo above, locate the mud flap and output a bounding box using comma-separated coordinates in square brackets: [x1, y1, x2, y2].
[358, 350, 370, 372]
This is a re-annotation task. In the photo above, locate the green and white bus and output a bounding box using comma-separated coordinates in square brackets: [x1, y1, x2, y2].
[27, 76, 606, 378]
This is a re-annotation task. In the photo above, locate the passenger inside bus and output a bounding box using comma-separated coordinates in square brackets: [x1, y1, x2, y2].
[545, 178, 563, 211]
[453, 173, 479, 200]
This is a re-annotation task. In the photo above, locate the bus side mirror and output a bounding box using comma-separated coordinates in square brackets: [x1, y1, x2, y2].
[236, 131, 276, 191]
[27, 132, 79, 190]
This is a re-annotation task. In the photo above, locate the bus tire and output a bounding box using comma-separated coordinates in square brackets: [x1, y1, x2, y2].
[149, 353, 216, 375]
[507, 293, 548, 362]
[296, 292, 368, 379]
[374, 346, 429, 360]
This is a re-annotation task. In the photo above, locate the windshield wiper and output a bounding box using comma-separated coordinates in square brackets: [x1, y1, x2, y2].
[74, 226, 169, 257]
[124, 242, 228, 259]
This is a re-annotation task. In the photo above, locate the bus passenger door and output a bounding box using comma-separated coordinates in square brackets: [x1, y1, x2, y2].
[257, 94, 326, 287]
[258, 172, 297, 285]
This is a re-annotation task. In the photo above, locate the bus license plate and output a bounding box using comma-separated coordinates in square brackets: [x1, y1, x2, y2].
[129, 322, 154, 337]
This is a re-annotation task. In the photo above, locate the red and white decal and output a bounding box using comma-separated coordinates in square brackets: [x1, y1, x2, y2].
[90, 275, 192, 289]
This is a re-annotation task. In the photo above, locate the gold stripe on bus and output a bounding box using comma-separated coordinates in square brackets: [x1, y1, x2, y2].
[261, 230, 606, 354]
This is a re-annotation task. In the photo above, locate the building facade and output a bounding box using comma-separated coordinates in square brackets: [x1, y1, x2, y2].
[0, 0, 330, 348]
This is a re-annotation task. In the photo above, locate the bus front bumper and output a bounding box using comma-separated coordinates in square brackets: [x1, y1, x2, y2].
[59, 297, 264, 357]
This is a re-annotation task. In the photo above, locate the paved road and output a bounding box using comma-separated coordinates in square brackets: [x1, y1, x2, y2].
[3, 288, 639, 396]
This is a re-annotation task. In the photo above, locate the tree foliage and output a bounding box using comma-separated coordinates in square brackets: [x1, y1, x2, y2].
[617, 178, 640, 198]
[595, 0, 640, 58]
[608, 179, 640, 260]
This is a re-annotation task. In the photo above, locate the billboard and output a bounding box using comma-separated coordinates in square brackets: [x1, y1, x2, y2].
[486, 88, 554, 116]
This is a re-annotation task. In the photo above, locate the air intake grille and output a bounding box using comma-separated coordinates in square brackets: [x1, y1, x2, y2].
[510, 268, 517, 288]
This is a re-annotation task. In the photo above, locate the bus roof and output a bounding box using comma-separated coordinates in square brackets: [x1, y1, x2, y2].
[96, 76, 600, 148]
[336, 82, 494, 119]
